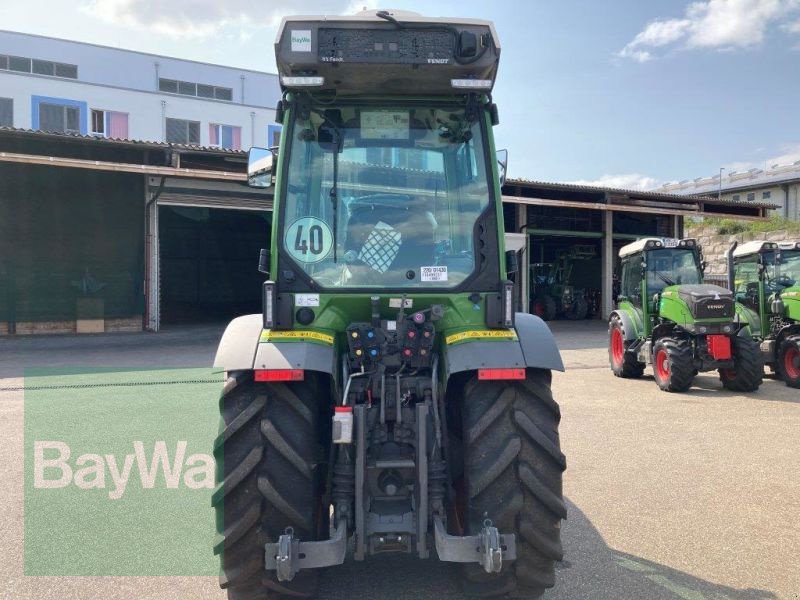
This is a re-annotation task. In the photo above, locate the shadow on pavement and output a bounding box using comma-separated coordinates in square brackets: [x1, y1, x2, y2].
[315, 498, 774, 599]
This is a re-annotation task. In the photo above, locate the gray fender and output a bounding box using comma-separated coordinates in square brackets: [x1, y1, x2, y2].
[213, 314, 335, 374]
[515, 312, 565, 372]
[609, 309, 638, 341]
[445, 312, 564, 377]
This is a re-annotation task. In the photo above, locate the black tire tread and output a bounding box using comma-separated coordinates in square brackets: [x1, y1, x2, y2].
[720, 335, 764, 392]
[213, 373, 325, 599]
[777, 334, 800, 389]
[608, 316, 645, 379]
[653, 337, 694, 393]
[460, 369, 565, 598]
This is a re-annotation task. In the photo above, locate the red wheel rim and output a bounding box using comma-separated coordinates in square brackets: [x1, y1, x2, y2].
[533, 302, 545, 317]
[785, 345, 800, 380]
[611, 328, 624, 366]
[655, 349, 670, 380]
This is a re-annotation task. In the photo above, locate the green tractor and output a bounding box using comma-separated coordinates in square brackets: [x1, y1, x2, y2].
[727, 240, 800, 388]
[530, 245, 596, 321]
[609, 237, 763, 393]
[213, 10, 566, 599]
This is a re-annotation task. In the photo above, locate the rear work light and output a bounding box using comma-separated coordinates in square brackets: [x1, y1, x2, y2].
[451, 79, 493, 89]
[280, 76, 324, 87]
[478, 368, 526, 381]
[254, 369, 305, 382]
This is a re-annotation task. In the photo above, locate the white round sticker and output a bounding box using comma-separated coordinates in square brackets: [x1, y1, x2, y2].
[285, 217, 333, 264]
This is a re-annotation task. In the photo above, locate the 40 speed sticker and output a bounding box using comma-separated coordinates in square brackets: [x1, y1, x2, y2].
[260, 330, 334, 345]
[445, 330, 518, 345]
[285, 217, 333, 264]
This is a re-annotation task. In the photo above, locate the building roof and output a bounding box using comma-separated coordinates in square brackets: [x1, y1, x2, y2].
[504, 177, 778, 210]
[0, 126, 246, 156]
[659, 162, 800, 196]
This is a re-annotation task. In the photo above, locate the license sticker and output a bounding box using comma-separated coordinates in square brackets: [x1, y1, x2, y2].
[295, 294, 320, 307]
[389, 298, 413, 308]
[663, 238, 679, 248]
[421, 266, 448, 282]
[285, 217, 333, 264]
[291, 30, 312, 52]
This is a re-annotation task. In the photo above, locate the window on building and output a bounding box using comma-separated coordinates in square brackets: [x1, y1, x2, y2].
[91, 109, 129, 139]
[747, 192, 755, 202]
[732, 194, 740, 202]
[39, 102, 80, 134]
[159, 78, 233, 101]
[762, 191, 771, 199]
[268, 124, 282, 148]
[209, 124, 241, 150]
[0, 55, 77, 78]
[0, 98, 12, 127]
[166, 118, 200, 144]
[9, 55, 31, 72]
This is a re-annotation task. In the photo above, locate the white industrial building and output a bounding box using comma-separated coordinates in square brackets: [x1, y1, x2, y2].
[0, 30, 281, 148]
[660, 164, 800, 220]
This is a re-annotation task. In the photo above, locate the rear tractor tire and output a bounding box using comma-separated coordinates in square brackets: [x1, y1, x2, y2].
[460, 369, 567, 598]
[531, 295, 557, 321]
[776, 334, 800, 389]
[719, 335, 764, 392]
[213, 372, 327, 600]
[565, 297, 588, 321]
[608, 316, 645, 379]
[652, 337, 695, 393]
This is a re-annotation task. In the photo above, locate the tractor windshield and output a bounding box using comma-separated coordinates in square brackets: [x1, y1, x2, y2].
[769, 249, 800, 289]
[279, 103, 492, 289]
[646, 248, 702, 292]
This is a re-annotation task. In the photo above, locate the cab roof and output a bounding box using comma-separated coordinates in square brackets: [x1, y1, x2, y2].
[618, 238, 699, 258]
[733, 240, 800, 258]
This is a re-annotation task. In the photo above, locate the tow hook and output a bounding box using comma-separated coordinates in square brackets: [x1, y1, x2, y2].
[433, 515, 516, 574]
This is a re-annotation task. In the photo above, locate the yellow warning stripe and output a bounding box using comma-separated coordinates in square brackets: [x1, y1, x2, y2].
[445, 329, 518, 345]
[783, 291, 800, 298]
[260, 330, 334, 345]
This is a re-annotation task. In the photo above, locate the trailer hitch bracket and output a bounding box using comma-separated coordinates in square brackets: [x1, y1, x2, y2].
[265, 520, 348, 581]
[433, 515, 516, 573]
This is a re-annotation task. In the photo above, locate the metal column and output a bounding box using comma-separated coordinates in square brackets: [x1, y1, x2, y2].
[144, 179, 160, 332]
[517, 204, 529, 312]
[601, 210, 614, 319]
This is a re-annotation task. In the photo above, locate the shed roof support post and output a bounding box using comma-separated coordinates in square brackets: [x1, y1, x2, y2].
[145, 178, 160, 332]
[517, 203, 528, 313]
[602, 208, 613, 320]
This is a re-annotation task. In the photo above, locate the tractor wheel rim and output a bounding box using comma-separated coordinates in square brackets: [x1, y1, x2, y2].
[656, 349, 670, 380]
[533, 302, 545, 317]
[611, 328, 624, 366]
[785, 346, 800, 379]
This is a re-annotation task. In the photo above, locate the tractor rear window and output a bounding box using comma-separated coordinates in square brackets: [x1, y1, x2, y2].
[280, 103, 492, 289]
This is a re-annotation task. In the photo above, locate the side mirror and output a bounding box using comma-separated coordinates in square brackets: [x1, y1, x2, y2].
[496, 149, 508, 187]
[247, 147, 274, 188]
[258, 248, 270, 275]
[505, 250, 519, 275]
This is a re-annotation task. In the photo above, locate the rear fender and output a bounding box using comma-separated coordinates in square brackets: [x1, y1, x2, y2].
[444, 312, 564, 378]
[609, 309, 639, 341]
[213, 314, 335, 375]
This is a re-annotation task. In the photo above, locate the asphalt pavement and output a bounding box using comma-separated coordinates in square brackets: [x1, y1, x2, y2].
[1, 320, 797, 599]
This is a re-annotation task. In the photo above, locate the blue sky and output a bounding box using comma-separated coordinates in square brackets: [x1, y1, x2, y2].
[2, 0, 799, 189]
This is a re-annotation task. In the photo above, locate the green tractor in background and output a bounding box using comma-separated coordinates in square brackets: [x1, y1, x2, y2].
[728, 240, 800, 388]
[530, 245, 597, 321]
[212, 10, 567, 600]
[609, 237, 763, 393]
